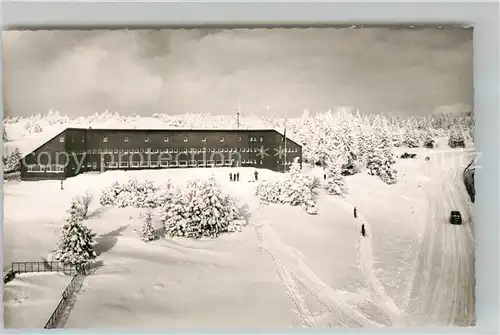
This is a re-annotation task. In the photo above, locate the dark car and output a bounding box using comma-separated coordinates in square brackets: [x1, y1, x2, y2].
[450, 211, 462, 225]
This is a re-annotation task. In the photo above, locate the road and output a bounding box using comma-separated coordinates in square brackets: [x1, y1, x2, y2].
[404, 151, 475, 326]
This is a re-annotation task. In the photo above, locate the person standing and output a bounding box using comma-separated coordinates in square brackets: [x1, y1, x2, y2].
[354, 206, 357, 219]
[361, 223, 366, 237]
[229, 172, 233, 182]
[236, 172, 240, 181]
[254, 170, 259, 181]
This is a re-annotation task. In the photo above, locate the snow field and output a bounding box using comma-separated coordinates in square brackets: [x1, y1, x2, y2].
[3, 273, 73, 329]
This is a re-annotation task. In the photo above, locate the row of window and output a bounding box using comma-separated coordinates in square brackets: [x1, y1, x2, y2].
[104, 159, 263, 169]
[73, 147, 299, 155]
[62, 135, 292, 144]
[26, 164, 65, 173]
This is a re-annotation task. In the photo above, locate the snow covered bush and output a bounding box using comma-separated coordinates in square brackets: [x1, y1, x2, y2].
[423, 136, 435, 149]
[73, 190, 93, 219]
[53, 201, 97, 270]
[256, 158, 318, 214]
[448, 129, 466, 148]
[162, 177, 243, 239]
[99, 179, 169, 208]
[366, 146, 398, 185]
[140, 212, 156, 242]
[325, 163, 347, 196]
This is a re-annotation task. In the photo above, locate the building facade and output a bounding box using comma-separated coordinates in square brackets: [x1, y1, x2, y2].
[20, 128, 302, 181]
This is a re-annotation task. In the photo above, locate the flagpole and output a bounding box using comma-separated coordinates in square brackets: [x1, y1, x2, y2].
[283, 115, 287, 173]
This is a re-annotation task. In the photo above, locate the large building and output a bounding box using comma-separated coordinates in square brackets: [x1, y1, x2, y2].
[19, 128, 302, 181]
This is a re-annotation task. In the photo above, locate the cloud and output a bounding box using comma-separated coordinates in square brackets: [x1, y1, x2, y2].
[3, 28, 473, 118]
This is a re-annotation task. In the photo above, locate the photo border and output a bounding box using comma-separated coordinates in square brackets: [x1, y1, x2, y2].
[1, 1, 498, 334]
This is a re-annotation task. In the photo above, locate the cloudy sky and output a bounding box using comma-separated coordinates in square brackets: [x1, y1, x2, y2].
[3, 27, 472, 118]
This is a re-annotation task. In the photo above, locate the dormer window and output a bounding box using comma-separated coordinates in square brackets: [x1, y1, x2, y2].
[220, 137, 225, 142]
[59, 136, 65, 143]
[103, 136, 108, 143]
[164, 137, 169, 142]
[144, 137, 150, 143]
[237, 137, 242, 142]
[124, 136, 129, 142]
[202, 137, 207, 142]
[184, 137, 188, 142]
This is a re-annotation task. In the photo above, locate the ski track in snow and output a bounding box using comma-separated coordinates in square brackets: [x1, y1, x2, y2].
[405, 152, 475, 326]
[249, 201, 382, 328]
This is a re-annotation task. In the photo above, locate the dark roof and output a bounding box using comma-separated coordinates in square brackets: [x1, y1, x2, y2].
[65, 127, 302, 148]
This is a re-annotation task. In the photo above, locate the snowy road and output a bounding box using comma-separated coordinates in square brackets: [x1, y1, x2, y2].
[405, 152, 475, 326]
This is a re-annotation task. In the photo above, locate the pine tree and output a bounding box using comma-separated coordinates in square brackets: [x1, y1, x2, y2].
[3, 127, 8, 142]
[54, 201, 97, 271]
[325, 162, 346, 196]
[448, 128, 466, 148]
[140, 212, 156, 242]
[402, 125, 420, 148]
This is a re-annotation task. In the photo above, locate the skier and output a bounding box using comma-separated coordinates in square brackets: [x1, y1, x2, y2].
[229, 172, 233, 182]
[254, 170, 259, 181]
[361, 223, 366, 237]
[353, 206, 357, 219]
[324, 173, 327, 180]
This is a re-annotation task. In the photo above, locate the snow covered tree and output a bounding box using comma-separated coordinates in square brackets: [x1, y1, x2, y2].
[366, 127, 398, 185]
[325, 162, 346, 196]
[423, 132, 436, 149]
[54, 201, 97, 271]
[140, 212, 156, 242]
[402, 126, 420, 148]
[3, 127, 8, 142]
[448, 129, 466, 148]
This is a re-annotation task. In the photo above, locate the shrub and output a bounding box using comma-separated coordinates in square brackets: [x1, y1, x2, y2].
[423, 138, 435, 149]
[99, 179, 170, 208]
[256, 158, 318, 215]
[162, 177, 244, 239]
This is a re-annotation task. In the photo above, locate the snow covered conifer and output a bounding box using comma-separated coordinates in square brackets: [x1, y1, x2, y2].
[448, 129, 466, 148]
[54, 201, 97, 270]
[402, 126, 420, 148]
[325, 162, 346, 196]
[140, 212, 156, 242]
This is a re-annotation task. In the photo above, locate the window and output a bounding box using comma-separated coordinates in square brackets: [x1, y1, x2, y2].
[224, 148, 228, 152]
[124, 149, 129, 153]
[179, 161, 187, 167]
[108, 162, 118, 168]
[174, 149, 178, 153]
[184, 137, 188, 142]
[140, 161, 149, 168]
[189, 160, 197, 167]
[260, 160, 263, 164]
[120, 161, 129, 168]
[130, 161, 140, 168]
[207, 160, 215, 166]
[103, 137, 108, 143]
[98, 149, 102, 154]
[82, 137, 85, 143]
[144, 137, 150, 143]
[215, 160, 223, 166]
[183, 148, 188, 153]
[150, 161, 158, 168]
[153, 149, 159, 153]
[220, 137, 225, 142]
[140, 149, 144, 153]
[237, 137, 242, 142]
[124, 136, 129, 142]
[27, 165, 34, 172]
[169, 161, 178, 167]
[260, 137, 263, 142]
[202, 137, 207, 142]
[249, 137, 253, 142]
[93, 149, 98, 154]
[119, 149, 124, 153]
[224, 160, 231, 166]
[198, 160, 205, 166]
[114, 149, 118, 154]
[164, 137, 169, 142]
[145, 148, 150, 153]
[59, 136, 65, 143]
[46, 165, 53, 172]
[159, 160, 169, 167]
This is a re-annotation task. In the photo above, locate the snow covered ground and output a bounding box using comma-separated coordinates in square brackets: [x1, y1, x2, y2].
[3, 273, 72, 328]
[3, 144, 475, 329]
